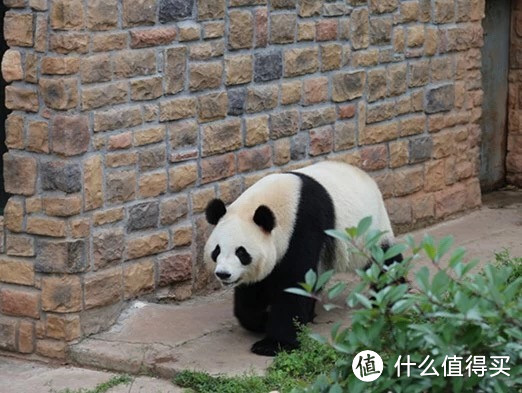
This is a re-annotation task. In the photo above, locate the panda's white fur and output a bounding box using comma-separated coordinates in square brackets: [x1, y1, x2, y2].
[204, 161, 394, 284]
[203, 161, 397, 356]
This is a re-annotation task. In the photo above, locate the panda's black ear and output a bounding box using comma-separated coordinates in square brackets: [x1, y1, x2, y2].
[206, 199, 227, 225]
[253, 205, 276, 233]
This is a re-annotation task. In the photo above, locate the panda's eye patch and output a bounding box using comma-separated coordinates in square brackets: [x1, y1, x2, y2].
[211, 245, 220, 262]
[235, 247, 252, 266]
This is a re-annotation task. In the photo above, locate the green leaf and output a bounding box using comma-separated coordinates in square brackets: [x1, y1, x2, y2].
[383, 243, 407, 261]
[354, 293, 373, 309]
[305, 269, 317, 287]
[325, 229, 351, 243]
[357, 216, 373, 236]
[436, 236, 454, 259]
[315, 270, 335, 291]
[415, 266, 430, 292]
[449, 247, 466, 267]
[308, 333, 327, 344]
[329, 383, 343, 393]
[284, 288, 314, 297]
[328, 282, 346, 300]
[323, 303, 341, 311]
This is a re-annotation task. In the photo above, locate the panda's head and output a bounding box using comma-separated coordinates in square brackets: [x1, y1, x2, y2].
[204, 199, 277, 286]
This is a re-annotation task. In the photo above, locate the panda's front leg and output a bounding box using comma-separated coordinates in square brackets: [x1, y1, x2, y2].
[251, 292, 316, 356]
[234, 284, 269, 333]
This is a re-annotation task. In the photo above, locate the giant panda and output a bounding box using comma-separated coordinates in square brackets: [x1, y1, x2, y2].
[204, 161, 400, 356]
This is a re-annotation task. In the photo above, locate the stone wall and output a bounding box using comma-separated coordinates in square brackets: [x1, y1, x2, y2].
[509, 0, 522, 187]
[0, 0, 484, 359]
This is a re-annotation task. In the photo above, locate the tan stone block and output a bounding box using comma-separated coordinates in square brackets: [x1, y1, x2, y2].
[225, 55, 253, 86]
[70, 217, 90, 239]
[36, 340, 67, 360]
[321, 44, 342, 71]
[303, 77, 328, 106]
[229, 10, 253, 50]
[134, 126, 165, 147]
[43, 195, 82, 217]
[271, 13, 296, 44]
[34, 14, 48, 52]
[40, 78, 78, 110]
[4, 153, 37, 196]
[316, 19, 338, 41]
[4, 198, 23, 233]
[173, 226, 192, 247]
[86, 0, 118, 30]
[298, 0, 322, 17]
[1, 49, 23, 82]
[18, 320, 34, 353]
[169, 163, 198, 192]
[202, 119, 242, 156]
[26, 121, 49, 154]
[192, 188, 216, 213]
[434, 0, 455, 23]
[92, 32, 127, 52]
[274, 138, 291, 166]
[0, 258, 34, 286]
[84, 155, 103, 211]
[126, 231, 169, 260]
[94, 208, 125, 227]
[122, 0, 156, 27]
[113, 49, 156, 79]
[50, 0, 84, 30]
[284, 47, 319, 77]
[131, 77, 163, 101]
[332, 71, 366, 102]
[0, 288, 40, 319]
[84, 267, 122, 309]
[385, 197, 412, 225]
[435, 182, 467, 218]
[130, 27, 177, 49]
[407, 25, 425, 47]
[360, 121, 399, 145]
[189, 62, 223, 92]
[82, 81, 127, 111]
[298, 21, 315, 41]
[237, 145, 272, 173]
[46, 314, 81, 341]
[26, 197, 42, 214]
[245, 115, 269, 147]
[281, 81, 302, 105]
[4, 12, 33, 47]
[49, 32, 89, 54]
[178, 22, 201, 41]
[334, 121, 356, 152]
[160, 97, 197, 122]
[5, 86, 39, 112]
[412, 192, 435, 221]
[203, 21, 225, 39]
[360, 145, 388, 171]
[201, 153, 236, 184]
[124, 260, 155, 299]
[108, 132, 132, 151]
[351, 8, 369, 50]
[246, 84, 278, 113]
[399, 115, 426, 137]
[5, 114, 24, 149]
[198, 92, 228, 123]
[27, 217, 66, 238]
[139, 172, 168, 198]
[390, 140, 409, 168]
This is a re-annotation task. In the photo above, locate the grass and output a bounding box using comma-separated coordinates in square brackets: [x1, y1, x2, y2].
[174, 328, 341, 393]
[54, 374, 133, 393]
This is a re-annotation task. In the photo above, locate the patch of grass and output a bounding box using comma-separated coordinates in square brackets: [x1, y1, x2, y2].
[174, 329, 340, 393]
[55, 374, 133, 393]
[495, 249, 522, 285]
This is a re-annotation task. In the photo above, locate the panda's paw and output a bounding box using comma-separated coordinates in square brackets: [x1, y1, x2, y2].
[251, 338, 297, 357]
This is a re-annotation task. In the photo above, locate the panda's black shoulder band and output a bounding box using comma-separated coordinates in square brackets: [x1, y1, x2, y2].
[206, 199, 227, 225]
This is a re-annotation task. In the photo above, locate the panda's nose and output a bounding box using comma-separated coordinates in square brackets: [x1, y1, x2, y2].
[216, 271, 231, 280]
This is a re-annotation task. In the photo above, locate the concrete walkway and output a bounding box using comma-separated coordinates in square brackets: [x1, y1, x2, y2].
[1, 190, 520, 392]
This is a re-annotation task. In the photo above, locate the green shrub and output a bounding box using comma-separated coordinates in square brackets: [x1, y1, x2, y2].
[288, 217, 522, 393]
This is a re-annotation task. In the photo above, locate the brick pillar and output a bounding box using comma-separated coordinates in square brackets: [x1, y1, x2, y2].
[508, 0, 522, 186]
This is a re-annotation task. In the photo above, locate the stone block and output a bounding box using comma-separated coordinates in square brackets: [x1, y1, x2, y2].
[158, 252, 192, 286]
[169, 163, 197, 191]
[40, 78, 78, 110]
[159, 0, 194, 23]
[0, 258, 34, 286]
[284, 47, 318, 77]
[0, 288, 39, 319]
[229, 10, 253, 50]
[36, 240, 86, 274]
[126, 232, 169, 260]
[124, 260, 155, 299]
[51, 115, 89, 156]
[201, 153, 236, 184]
[41, 275, 82, 312]
[3, 153, 37, 196]
[84, 267, 122, 309]
[93, 229, 125, 270]
[202, 119, 242, 156]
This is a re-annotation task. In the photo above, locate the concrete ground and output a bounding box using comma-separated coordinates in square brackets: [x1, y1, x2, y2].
[0, 190, 520, 392]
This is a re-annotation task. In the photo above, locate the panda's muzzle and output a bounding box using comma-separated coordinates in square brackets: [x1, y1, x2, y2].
[216, 271, 231, 280]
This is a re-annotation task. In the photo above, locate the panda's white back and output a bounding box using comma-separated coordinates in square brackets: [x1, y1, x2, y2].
[295, 161, 394, 271]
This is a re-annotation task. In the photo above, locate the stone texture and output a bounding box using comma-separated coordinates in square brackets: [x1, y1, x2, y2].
[4, 12, 33, 47]
[123, 0, 156, 26]
[41, 276, 82, 312]
[332, 71, 366, 102]
[202, 119, 242, 156]
[228, 88, 246, 116]
[246, 85, 278, 113]
[238, 146, 272, 173]
[198, 92, 228, 123]
[130, 27, 177, 48]
[84, 268, 122, 309]
[36, 240, 86, 274]
[93, 229, 125, 270]
[254, 51, 283, 83]
[169, 163, 198, 191]
[127, 202, 159, 232]
[229, 10, 253, 50]
[426, 84, 455, 113]
[226, 55, 253, 86]
[271, 13, 296, 44]
[124, 260, 155, 298]
[158, 253, 192, 286]
[5, 86, 39, 112]
[189, 62, 223, 91]
[126, 232, 169, 260]
[0, 289, 40, 319]
[106, 170, 136, 204]
[51, 115, 90, 156]
[284, 47, 319, 77]
[270, 110, 299, 139]
[1, 49, 23, 82]
[3, 153, 37, 196]
[0, 258, 35, 286]
[84, 155, 103, 211]
[159, 0, 194, 22]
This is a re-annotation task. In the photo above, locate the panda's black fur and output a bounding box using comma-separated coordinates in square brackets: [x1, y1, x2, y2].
[205, 162, 401, 356]
[232, 172, 335, 355]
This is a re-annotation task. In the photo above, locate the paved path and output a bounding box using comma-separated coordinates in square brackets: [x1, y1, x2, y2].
[1, 190, 520, 392]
